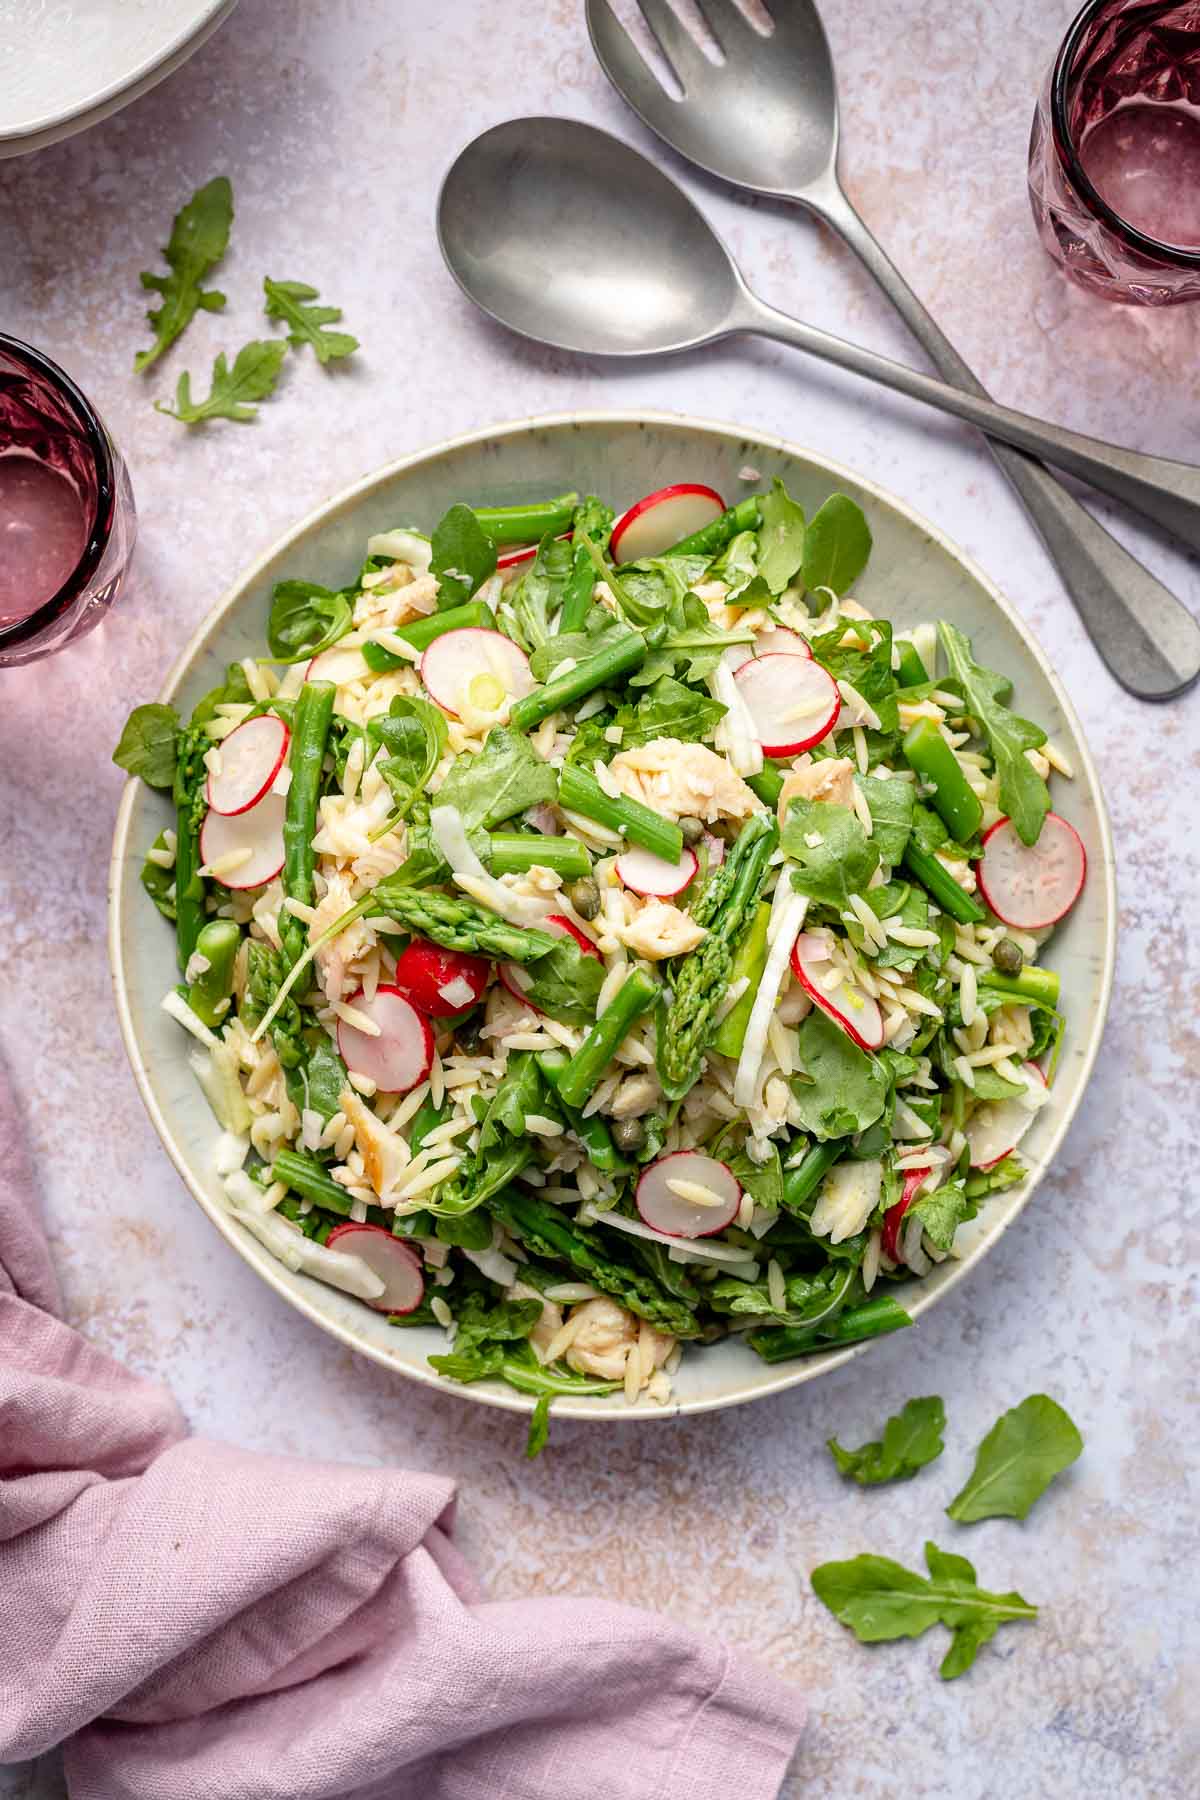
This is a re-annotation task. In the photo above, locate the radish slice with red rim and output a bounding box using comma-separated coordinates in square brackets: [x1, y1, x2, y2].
[306, 644, 372, 685]
[420, 627, 534, 718]
[499, 914, 599, 1011]
[336, 986, 434, 1093]
[636, 1151, 741, 1239]
[726, 627, 813, 672]
[497, 532, 571, 571]
[616, 844, 698, 898]
[610, 484, 725, 563]
[734, 654, 840, 757]
[199, 789, 286, 890]
[976, 813, 1086, 930]
[206, 714, 290, 817]
[324, 1224, 425, 1314]
[392, 940, 490, 1017]
[881, 1167, 930, 1264]
[965, 1065, 1046, 1169]
[790, 932, 884, 1052]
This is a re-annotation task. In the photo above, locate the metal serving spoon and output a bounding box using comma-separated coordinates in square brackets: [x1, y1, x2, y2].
[585, 0, 1200, 700]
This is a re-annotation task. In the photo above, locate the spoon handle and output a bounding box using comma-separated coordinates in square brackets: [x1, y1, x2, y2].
[747, 189, 1200, 700]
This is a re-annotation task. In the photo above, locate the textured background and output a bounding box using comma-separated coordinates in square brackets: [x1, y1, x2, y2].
[1, 2, 1198, 1795]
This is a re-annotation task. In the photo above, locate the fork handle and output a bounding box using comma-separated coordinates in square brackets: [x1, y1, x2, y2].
[786, 182, 1200, 702]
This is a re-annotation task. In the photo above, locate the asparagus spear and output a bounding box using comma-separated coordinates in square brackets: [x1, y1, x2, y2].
[661, 495, 760, 559]
[281, 678, 335, 965]
[748, 1294, 912, 1362]
[711, 900, 770, 1058]
[361, 599, 497, 672]
[487, 833, 591, 880]
[781, 1140, 843, 1214]
[171, 727, 209, 972]
[557, 762, 683, 863]
[555, 967, 659, 1110]
[902, 717, 983, 844]
[509, 631, 647, 732]
[472, 492, 577, 544]
[978, 967, 1060, 1007]
[902, 843, 986, 926]
[185, 919, 240, 1027]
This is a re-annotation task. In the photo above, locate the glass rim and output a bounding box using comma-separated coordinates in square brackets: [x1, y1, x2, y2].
[0, 331, 118, 651]
[1050, 0, 1200, 269]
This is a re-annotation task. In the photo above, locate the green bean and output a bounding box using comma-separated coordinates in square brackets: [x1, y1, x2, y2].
[712, 901, 770, 1058]
[781, 1140, 843, 1214]
[281, 679, 335, 965]
[471, 492, 577, 544]
[487, 833, 591, 879]
[509, 632, 647, 733]
[557, 762, 683, 863]
[895, 638, 929, 687]
[746, 762, 784, 810]
[555, 967, 659, 1109]
[660, 495, 761, 560]
[536, 1050, 635, 1175]
[272, 1148, 354, 1215]
[902, 717, 983, 843]
[185, 920, 241, 1027]
[748, 1295, 912, 1362]
[361, 600, 498, 672]
[902, 843, 986, 926]
[979, 966, 1060, 1008]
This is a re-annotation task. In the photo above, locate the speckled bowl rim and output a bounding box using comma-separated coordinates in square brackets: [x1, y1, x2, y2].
[109, 409, 1116, 1423]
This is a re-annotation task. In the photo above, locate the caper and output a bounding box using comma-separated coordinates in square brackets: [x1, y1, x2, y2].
[678, 815, 705, 846]
[612, 1116, 647, 1154]
[993, 937, 1024, 976]
[453, 1011, 483, 1051]
[568, 876, 602, 920]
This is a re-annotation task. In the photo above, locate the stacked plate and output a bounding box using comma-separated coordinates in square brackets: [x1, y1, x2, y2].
[0, 0, 238, 159]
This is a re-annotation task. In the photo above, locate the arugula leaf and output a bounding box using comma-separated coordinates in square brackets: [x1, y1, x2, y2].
[907, 1173, 976, 1253]
[725, 1141, 784, 1212]
[828, 1396, 946, 1486]
[135, 176, 232, 372]
[868, 884, 929, 973]
[157, 339, 287, 425]
[140, 833, 177, 921]
[518, 934, 607, 1027]
[781, 799, 880, 907]
[266, 579, 353, 661]
[858, 774, 913, 868]
[711, 528, 759, 600]
[369, 695, 447, 821]
[811, 619, 899, 741]
[189, 661, 255, 730]
[651, 592, 750, 685]
[965, 1155, 1026, 1199]
[451, 1283, 544, 1357]
[113, 703, 180, 788]
[811, 1539, 1037, 1679]
[528, 611, 639, 682]
[263, 277, 359, 364]
[478, 1051, 543, 1152]
[801, 493, 872, 596]
[526, 1392, 553, 1459]
[613, 675, 725, 749]
[708, 1261, 855, 1322]
[911, 801, 949, 855]
[938, 622, 1049, 847]
[430, 503, 497, 608]
[302, 1036, 349, 1123]
[946, 1394, 1083, 1523]
[791, 1008, 889, 1140]
[436, 726, 557, 831]
[507, 530, 574, 652]
[757, 478, 806, 593]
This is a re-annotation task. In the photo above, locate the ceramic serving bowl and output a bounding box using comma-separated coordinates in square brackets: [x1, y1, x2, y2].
[109, 411, 1116, 1422]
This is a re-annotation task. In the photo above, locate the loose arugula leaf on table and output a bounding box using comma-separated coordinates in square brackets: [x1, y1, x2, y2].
[828, 1396, 946, 1486]
[757, 477, 806, 594]
[801, 493, 872, 596]
[435, 725, 557, 830]
[113, 703, 180, 788]
[266, 579, 354, 660]
[157, 339, 288, 425]
[781, 799, 880, 907]
[507, 530, 574, 652]
[430, 503, 497, 608]
[858, 774, 914, 868]
[263, 277, 359, 363]
[791, 1008, 888, 1140]
[938, 622, 1049, 846]
[946, 1394, 1083, 1523]
[135, 175, 232, 372]
[811, 1539, 1037, 1680]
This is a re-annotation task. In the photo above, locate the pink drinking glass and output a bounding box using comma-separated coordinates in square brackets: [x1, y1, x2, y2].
[0, 334, 137, 667]
[1028, 0, 1200, 304]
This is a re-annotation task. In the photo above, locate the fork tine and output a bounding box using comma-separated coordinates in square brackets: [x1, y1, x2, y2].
[693, 0, 756, 50]
[635, 0, 712, 91]
[586, 0, 681, 111]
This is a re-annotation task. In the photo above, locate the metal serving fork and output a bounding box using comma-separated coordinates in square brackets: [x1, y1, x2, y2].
[587, 0, 1200, 699]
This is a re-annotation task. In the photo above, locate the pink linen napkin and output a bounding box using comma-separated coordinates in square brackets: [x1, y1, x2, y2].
[0, 1060, 805, 1799]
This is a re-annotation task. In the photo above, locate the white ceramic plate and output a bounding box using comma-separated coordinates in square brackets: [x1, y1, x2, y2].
[109, 412, 1116, 1423]
[0, 0, 238, 159]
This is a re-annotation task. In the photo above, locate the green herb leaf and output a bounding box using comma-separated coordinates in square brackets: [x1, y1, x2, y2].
[938, 622, 1049, 847]
[528, 612, 640, 682]
[263, 277, 359, 364]
[140, 832, 178, 920]
[369, 694, 448, 821]
[791, 1008, 889, 1140]
[157, 338, 288, 425]
[526, 1392, 553, 1459]
[517, 934, 607, 1027]
[266, 579, 353, 661]
[907, 1173, 977, 1253]
[858, 774, 913, 868]
[613, 674, 725, 749]
[810, 1539, 1037, 1679]
[757, 478, 806, 593]
[430, 503, 497, 609]
[781, 799, 880, 907]
[135, 176, 232, 372]
[801, 493, 872, 596]
[828, 1396, 946, 1486]
[810, 619, 899, 743]
[946, 1394, 1083, 1523]
[507, 530, 574, 652]
[435, 726, 557, 831]
[113, 703, 180, 788]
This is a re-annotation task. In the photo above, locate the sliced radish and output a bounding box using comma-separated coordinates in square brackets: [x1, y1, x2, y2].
[610, 483, 725, 564]
[616, 844, 698, 898]
[636, 1151, 741, 1239]
[324, 1224, 425, 1314]
[392, 939, 490, 1018]
[499, 914, 599, 1011]
[199, 789, 286, 890]
[976, 813, 1086, 930]
[790, 932, 884, 1052]
[734, 654, 840, 757]
[206, 714, 290, 817]
[881, 1167, 930, 1264]
[966, 1065, 1046, 1170]
[702, 831, 726, 869]
[420, 627, 534, 718]
[497, 532, 571, 571]
[306, 644, 372, 685]
[336, 986, 434, 1093]
[727, 627, 813, 672]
